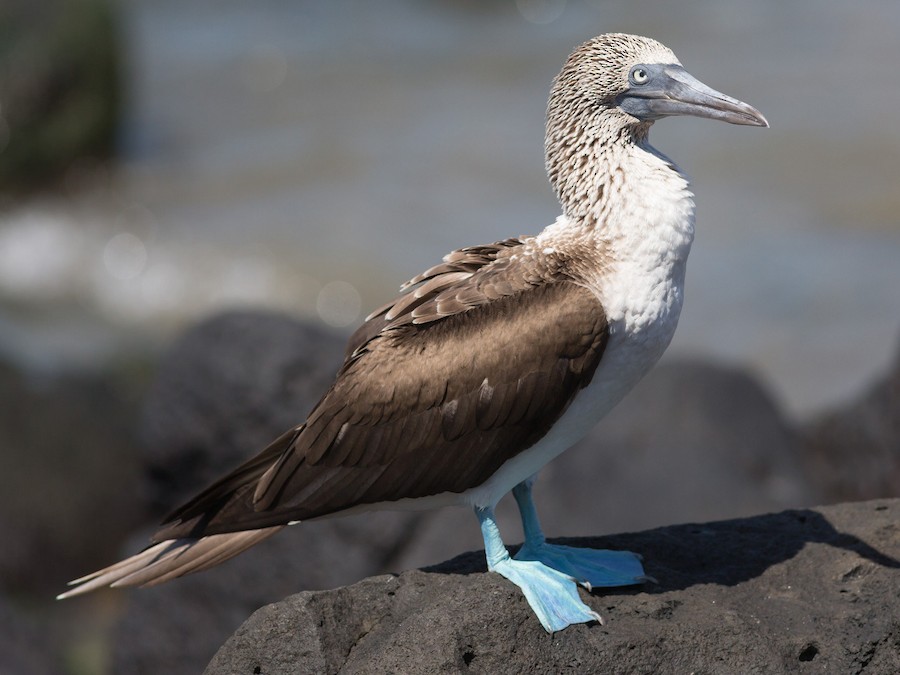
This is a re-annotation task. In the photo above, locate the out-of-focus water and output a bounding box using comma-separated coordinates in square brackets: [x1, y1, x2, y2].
[1, 0, 899, 416]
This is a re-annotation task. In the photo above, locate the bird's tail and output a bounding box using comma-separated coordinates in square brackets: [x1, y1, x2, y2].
[56, 525, 283, 599]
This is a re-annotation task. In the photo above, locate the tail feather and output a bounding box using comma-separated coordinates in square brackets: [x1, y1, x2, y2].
[57, 526, 283, 599]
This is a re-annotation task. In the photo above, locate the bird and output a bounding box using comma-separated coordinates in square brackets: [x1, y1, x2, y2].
[58, 33, 767, 632]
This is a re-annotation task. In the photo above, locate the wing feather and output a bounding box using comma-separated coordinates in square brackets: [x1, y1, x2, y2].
[61, 236, 610, 595]
[160, 248, 607, 537]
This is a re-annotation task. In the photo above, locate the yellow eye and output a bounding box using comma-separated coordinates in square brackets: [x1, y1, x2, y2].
[631, 67, 649, 84]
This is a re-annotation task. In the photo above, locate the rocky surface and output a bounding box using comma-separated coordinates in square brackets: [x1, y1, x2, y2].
[207, 499, 900, 675]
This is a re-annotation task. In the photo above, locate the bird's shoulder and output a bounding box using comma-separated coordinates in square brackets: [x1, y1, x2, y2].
[344, 235, 592, 358]
[344, 237, 523, 356]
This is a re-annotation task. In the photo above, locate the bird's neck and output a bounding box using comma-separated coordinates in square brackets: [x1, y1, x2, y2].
[545, 113, 695, 259]
[542, 112, 696, 313]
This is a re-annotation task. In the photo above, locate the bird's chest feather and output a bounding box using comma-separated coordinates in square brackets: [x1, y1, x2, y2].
[551, 156, 696, 441]
[594, 151, 693, 352]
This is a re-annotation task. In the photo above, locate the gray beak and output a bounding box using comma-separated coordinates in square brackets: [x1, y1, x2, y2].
[617, 64, 768, 127]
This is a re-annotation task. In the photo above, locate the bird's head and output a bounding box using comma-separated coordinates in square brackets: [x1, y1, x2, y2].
[545, 34, 767, 215]
[548, 33, 768, 134]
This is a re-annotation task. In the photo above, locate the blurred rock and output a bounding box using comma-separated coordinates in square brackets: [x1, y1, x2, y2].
[801, 338, 900, 502]
[557, 359, 817, 533]
[0, 0, 120, 190]
[0, 595, 64, 675]
[0, 359, 142, 596]
[206, 499, 900, 674]
[137, 310, 347, 516]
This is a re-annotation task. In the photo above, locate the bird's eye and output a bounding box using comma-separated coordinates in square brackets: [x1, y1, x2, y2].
[630, 67, 649, 85]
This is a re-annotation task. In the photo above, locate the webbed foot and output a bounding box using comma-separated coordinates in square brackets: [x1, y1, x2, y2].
[491, 556, 602, 632]
[514, 541, 648, 591]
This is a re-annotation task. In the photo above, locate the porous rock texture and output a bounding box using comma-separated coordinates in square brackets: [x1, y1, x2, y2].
[207, 499, 900, 675]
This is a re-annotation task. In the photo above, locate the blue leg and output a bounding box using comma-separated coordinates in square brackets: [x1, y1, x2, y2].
[476, 505, 602, 632]
[512, 479, 649, 590]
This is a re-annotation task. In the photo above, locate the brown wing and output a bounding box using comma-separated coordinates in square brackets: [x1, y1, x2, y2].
[156, 242, 608, 541]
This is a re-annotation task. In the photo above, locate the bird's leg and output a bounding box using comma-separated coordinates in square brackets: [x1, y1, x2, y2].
[513, 477, 548, 548]
[475, 505, 601, 632]
[511, 479, 649, 591]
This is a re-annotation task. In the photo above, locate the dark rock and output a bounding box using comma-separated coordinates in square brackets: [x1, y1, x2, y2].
[560, 358, 817, 533]
[207, 499, 900, 675]
[801, 339, 900, 501]
[0, 594, 64, 675]
[0, 359, 142, 595]
[137, 310, 347, 515]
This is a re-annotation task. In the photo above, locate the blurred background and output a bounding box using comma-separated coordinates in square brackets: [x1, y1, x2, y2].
[2, 0, 899, 673]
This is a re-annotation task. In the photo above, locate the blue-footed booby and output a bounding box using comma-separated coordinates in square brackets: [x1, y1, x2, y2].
[59, 34, 767, 632]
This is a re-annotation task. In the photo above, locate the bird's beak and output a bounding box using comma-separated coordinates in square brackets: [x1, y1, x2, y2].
[617, 64, 768, 128]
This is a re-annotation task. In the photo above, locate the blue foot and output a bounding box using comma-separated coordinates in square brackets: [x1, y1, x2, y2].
[514, 541, 648, 591]
[510, 479, 651, 591]
[476, 504, 601, 632]
[491, 556, 602, 632]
